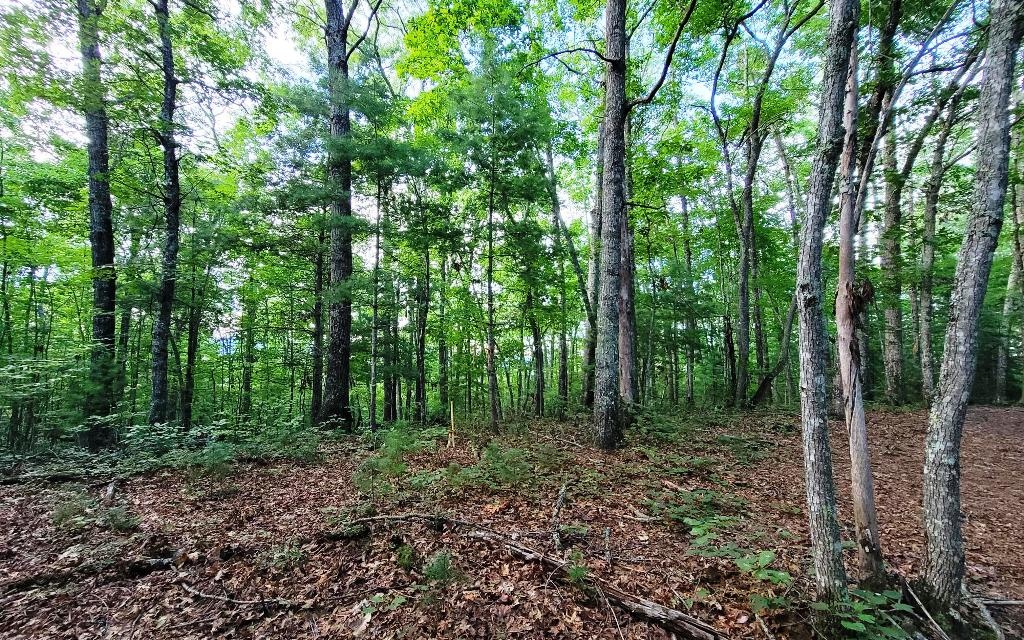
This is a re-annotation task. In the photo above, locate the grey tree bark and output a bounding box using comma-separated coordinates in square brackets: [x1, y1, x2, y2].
[795, 0, 857, 602]
[582, 119, 605, 409]
[995, 126, 1023, 403]
[923, 0, 1023, 606]
[76, 0, 117, 447]
[593, 0, 627, 449]
[148, 0, 182, 427]
[835, 46, 884, 580]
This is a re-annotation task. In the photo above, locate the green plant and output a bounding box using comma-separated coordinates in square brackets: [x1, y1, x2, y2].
[395, 544, 419, 571]
[735, 550, 792, 586]
[52, 493, 94, 531]
[566, 551, 589, 586]
[101, 506, 140, 532]
[423, 550, 460, 585]
[260, 541, 306, 570]
[810, 589, 913, 638]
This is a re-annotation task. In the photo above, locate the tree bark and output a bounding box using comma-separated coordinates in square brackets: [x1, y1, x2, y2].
[148, 0, 181, 427]
[995, 129, 1023, 403]
[593, 0, 627, 449]
[618, 112, 637, 411]
[879, 131, 905, 404]
[924, 1, 1023, 605]
[795, 0, 857, 602]
[835, 46, 884, 580]
[582, 119, 605, 409]
[77, 0, 117, 442]
[486, 168, 501, 432]
[321, 0, 357, 429]
[311, 224, 326, 425]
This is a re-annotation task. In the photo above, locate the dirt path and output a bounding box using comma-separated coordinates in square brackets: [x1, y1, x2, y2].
[0, 407, 1020, 639]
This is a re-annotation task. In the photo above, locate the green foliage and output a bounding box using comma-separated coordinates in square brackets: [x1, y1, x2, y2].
[395, 544, 420, 571]
[423, 549, 461, 585]
[565, 550, 589, 587]
[52, 493, 94, 531]
[260, 541, 307, 571]
[716, 434, 769, 465]
[101, 506, 140, 532]
[810, 590, 913, 639]
[734, 550, 792, 586]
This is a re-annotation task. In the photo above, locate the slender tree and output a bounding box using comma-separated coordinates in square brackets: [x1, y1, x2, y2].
[795, 0, 858, 602]
[923, 0, 1023, 605]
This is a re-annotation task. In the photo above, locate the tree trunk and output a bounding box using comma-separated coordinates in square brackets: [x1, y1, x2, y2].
[619, 113, 637, 411]
[486, 172, 501, 432]
[180, 268, 204, 432]
[582, 120, 605, 409]
[321, 0, 355, 429]
[148, 0, 181, 427]
[527, 290, 544, 417]
[835, 46, 884, 580]
[369, 186, 383, 431]
[795, 0, 857, 602]
[311, 225, 326, 425]
[77, 0, 117, 442]
[924, 2, 1023, 605]
[593, 0, 626, 449]
[438, 255, 450, 418]
[996, 132, 1023, 403]
[880, 131, 905, 405]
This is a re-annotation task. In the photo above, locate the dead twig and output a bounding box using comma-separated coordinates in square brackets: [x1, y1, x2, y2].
[180, 582, 297, 608]
[903, 580, 952, 640]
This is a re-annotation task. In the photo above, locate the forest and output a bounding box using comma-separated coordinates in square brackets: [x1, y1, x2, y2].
[0, 0, 1022, 637]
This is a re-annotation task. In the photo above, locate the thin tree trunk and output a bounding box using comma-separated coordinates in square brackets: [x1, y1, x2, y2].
[795, 0, 857, 602]
[880, 131, 905, 404]
[996, 130, 1023, 403]
[311, 224, 326, 425]
[148, 0, 181, 427]
[369, 185, 383, 430]
[835, 47, 884, 580]
[486, 168, 501, 432]
[582, 120, 605, 409]
[924, 2, 1023, 605]
[527, 289, 544, 417]
[76, 0, 117, 441]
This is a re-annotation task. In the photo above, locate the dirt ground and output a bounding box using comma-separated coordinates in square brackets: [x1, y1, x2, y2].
[0, 406, 1021, 639]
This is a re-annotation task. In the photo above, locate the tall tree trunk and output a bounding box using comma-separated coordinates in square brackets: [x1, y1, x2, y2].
[369, 186, 383, 430]
[321, 0, 356, 429]
[527, 289, 544, 417]
[77, 0, 117, 445]
[795, 0, 857, 602]
[582, 120, 605, 409]
[593, 0, 626, 449]
[920, 102, 963, 403]
[414, 258, 429, 424]
[486, 172, 501, 432]
[619, 113, 637, 411]
[680, 195, 696, 405]
[148, 0, 181, 427]
[996, 132, 1023, 403]
[880, 131, 905, 404]
[438, 255, 450, 418]
[835, 46, 884, 580]
[311, 225, 326, 425]
[180, 267, 204, 431]
[924, 2, 1023, 605]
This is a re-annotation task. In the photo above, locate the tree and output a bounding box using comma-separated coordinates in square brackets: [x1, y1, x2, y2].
[76, 0, 117, 447]
[795, 0, 858, 602]
[922, 0, 1023, 606]
[147, 0, 183, 426]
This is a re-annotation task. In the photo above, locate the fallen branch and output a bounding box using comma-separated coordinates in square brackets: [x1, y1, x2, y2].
[180, 582, 298, 609]
[982, 600, 1024, 606]
[902, 579, 952, 640]
[353, 512, 722, 640]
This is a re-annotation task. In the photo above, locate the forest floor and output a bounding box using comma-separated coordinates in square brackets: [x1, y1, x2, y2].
[1, 406, 1022, 639]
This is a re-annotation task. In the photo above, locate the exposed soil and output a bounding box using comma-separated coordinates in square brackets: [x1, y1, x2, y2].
[0, 406, 1021, 639]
